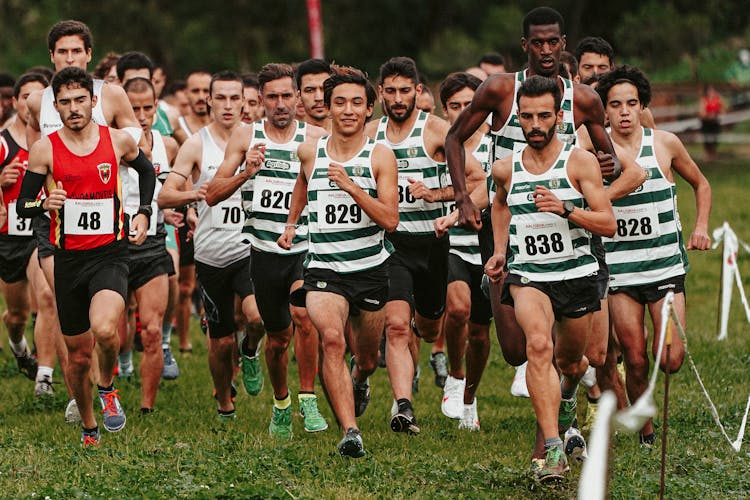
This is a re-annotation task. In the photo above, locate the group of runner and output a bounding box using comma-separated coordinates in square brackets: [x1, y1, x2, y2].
[0, 6, 712, 482]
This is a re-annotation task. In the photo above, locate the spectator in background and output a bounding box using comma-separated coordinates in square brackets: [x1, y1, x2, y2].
[699, 84, 725, 161]
[0, 73, 16, 128]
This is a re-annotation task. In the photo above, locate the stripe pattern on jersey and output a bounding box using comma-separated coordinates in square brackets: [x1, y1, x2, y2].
[604, 127, 688, 287]
[375, 110, 447, 235]
[507, 142, 597, 281]
[305, 136, 393, 273]
[241, 120, 308, 254]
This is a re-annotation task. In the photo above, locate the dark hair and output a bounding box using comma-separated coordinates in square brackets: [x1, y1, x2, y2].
[184, 70, 211, 85]
[241, 73, 259, 90]
[209, 70, 243, 96]
[574, 37, 614, 65]
[116, 51, 154, 82]
[25, 66, 54, 82]
[295, 59, 331, 89]
[478, 52, 505, 66]
[47, 20, 93, 53]
[438, 72, 482, 107]
[258, 63, 296, 92]
[0, 73, 15, 88]
[323, 65, 376, 108]
[378, 56, 420, 86]
[523, 7, 564, 38]
[123, 77, 156, 99]
[516, 75, 561, 113]
[560, 51, 578, 79]
[93, 52, 120, 79]
[596, 65, 651, 108]
[51, 66, 93, 99]
[13, 72, 49, 98]
[162, 80, 186, 98]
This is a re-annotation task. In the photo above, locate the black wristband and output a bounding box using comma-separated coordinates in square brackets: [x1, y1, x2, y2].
[137, 204, 153, 218]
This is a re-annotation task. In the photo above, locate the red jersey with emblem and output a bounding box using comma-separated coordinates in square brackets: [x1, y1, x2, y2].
[48, 125, 125, 250]
[0, 129, 35, 236]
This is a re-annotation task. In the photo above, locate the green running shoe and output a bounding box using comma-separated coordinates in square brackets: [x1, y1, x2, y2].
[536, 446, 569, 483]
[269, 405, 293, 439]
[299, 395, 328, 433]
[558, 396, 577, 433]
[241, 354, 263, 396]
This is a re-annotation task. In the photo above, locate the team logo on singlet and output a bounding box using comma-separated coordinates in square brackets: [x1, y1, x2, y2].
[265, 160, 291, 171]
[397, 160, 409, 169]
[407, 147, 418, 158]
[549, 178, 560, 189]
[97, 163, 112, 184]
[353, 166, 364, 177]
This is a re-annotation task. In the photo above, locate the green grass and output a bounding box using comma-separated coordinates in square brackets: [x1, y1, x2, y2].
[2, 151, 750, 498]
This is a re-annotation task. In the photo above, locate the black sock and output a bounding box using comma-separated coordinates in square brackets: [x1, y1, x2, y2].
[587, 395, 600, 404]
[82, 425, 98, 434]
[218, 408, 235, 416]
[97, 384, 114, 393]
[397, 398, 411, 411]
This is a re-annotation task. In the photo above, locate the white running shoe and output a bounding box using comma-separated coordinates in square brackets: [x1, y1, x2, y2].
[510, 362, 530, 398]
[564, 426, 588, 462]
[458, 398, 480, 431]
[65, 398, 82, 424]
[580, 365, 597, 389]
[441, 375, 465, 419]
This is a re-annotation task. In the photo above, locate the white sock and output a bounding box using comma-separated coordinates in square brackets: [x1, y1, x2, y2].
[9, 336, 28, 356]
[37, 365, 54, 381]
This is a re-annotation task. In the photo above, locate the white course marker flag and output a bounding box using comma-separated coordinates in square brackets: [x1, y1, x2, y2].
[712, 222, 750, 340]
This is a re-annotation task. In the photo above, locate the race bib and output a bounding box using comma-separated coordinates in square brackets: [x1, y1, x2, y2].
[252, 176, 296, 215]
[64, 199, 114, 235]
[397, 172, 425, 211]
[127, 202, 158, 236]
[7, 202, 33, 236]
[211, 195, 244, 230]
[613, 204, 660, 242]
[317, 190, 369, 232]
[515, 217, 574, 263]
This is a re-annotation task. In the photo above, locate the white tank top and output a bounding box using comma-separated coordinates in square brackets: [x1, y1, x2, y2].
[39, 80, 106, 137]
[124, 131, 166, 232]
[177, 116, 194, 138]
[192, 126, 250, 267]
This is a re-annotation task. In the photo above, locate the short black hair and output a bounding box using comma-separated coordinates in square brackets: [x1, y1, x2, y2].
[123, 77, 156, 99]
[560, 51, 578, 79]
[324, 65, 376, 108]
[517, 75, 561, 113]
[378, 56, 420, 86]
[596, 65, 651, 108]
[209, 70, 243, 96]
[478, 52, 505, 67]
[162, 80, 186, 98]
[241, 73, 259, 90]
[116, 51, 154, 82]
[47, 20, 93, 53]
[575, 37, 614, 65]
[523, 7, 564, 38]
[258, 63, 296, 92]
[25, 66, 54, 82]
[51, 66, 93, 100]
[295, 59, 331, 89]
[13, 72, 49, 98]
[0, 73, 15, 88]
[438, 72, 482, 108]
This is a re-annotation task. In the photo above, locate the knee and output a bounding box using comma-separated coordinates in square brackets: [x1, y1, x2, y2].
[291, 308, 314, 334]
[140, 323, 162, 352]
[386, 317, 410, 343]
[67, 347, 92, 369]
[557, 355, 587, 380]
[178, 282, 193, 299]
[467, 325, 489, 347]
[266, 333, 290, 355]
[659, 347, 685, 374]
[525, 333, 553, 362]
[320, 330, 346, 357]
[587, 347, 607, 369]
[623, 349, 649, 374]
[445, 300, 470, 326]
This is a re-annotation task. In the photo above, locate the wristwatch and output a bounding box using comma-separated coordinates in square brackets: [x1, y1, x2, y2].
[561, 200, 575, 219]
[137, 204, 153, 219]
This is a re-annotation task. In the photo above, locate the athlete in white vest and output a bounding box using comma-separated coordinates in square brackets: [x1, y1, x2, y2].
[485, 76, 616, 482]
[204, 63, 328, 437]
[158, 71, 258, 420]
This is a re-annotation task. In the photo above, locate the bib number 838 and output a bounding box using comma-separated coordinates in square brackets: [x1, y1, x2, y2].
[524, 232, 565, 256]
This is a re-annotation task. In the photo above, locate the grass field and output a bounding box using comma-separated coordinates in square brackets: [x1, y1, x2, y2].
[1, 147, 750, 498]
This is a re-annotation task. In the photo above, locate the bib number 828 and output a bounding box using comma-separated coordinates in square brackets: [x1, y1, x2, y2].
[524, 232, 564, 256]
[616, 217, 653, 238]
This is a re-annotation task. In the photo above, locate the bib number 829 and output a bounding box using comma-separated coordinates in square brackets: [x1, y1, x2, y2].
[324, 203, 362, 225]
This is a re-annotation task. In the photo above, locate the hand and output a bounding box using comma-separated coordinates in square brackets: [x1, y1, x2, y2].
[687, 228, 711, 250]
[434, 213, 455, 238]
[597, 151, 622, 181]
[129, 213, 148, 245]
[456, 197, 482, 231]
[0, 162, 21, 187]
[43, 181, 67, 211]
[163, 208, 184, 228]
[484, 253, 506, 283]
[407, 178, 435, 202]
[194, 183, 208, 202]
[244, 143, 265, 177]
[277, 225, 295, 250]
[328, 162, 356, 193]
[533, 185, 564, 215]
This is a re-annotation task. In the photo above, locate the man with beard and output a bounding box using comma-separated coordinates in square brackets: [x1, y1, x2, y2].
[174, 70, 212, 144]
[364, 56, 483, 434]
[204, 63, 328, 437]
[295, 59, 331, 133]
[485, 75, 615, 481]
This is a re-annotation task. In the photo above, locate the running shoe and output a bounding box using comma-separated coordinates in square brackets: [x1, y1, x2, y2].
[582, 400, 598, 433]
[240, 354, 263, 396]
[34, 374, 54, 397]
[530, 458, 546, 476]
[564, 426, 588, 462]
[217, 409, 236, 421]
[14, 347, 38, 380]
[299, 395, 328, 432]
[337, 428, 366, 458]
[162, 347, 180, 380]
[81, 427, 100, 447]
[269, 405, 292, 439]
[458, 398, 480, 431]
[510, 362, 529, 398]
[580, 366, 597, 389]
[390, 400, 420, 435]
[350, 356, 371, 417]
[536, 446, 569, 483]
[429, 351, 448, 388]
[441, 375, 465, 419]
[65, 398, 82, 424]
[98, 387, 126, 432]
[558, 396, 577, 433]
[117, 360, 134, 379]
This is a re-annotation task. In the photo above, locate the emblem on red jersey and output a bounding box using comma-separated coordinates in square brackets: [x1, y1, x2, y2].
[97, 163, 112, 184]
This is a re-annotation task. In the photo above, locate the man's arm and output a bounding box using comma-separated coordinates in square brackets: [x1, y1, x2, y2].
[278, 140, 314, 250]
[661, 130, 712, 250]
[484, 158, 512, 282]
[205, 126, 256, 206]
[158, 136, 204, 209]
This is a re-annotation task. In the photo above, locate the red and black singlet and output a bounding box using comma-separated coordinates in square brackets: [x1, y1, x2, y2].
[48, 125, 125, 250]
[0, 129, 34, 236]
